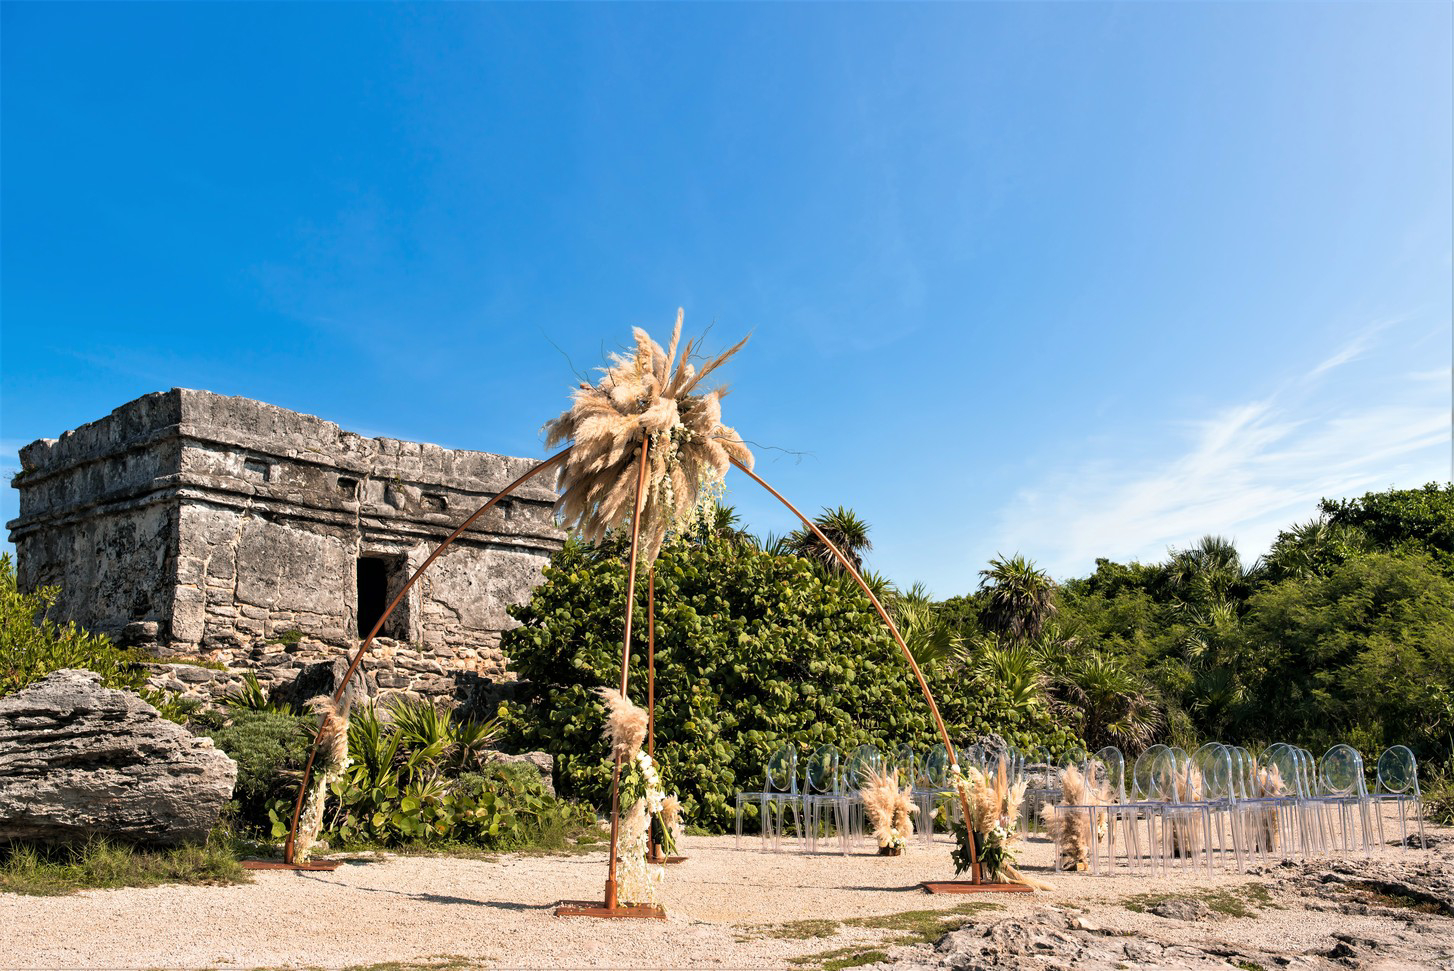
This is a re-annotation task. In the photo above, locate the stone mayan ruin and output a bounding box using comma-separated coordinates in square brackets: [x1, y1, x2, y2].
[7, 389, 564, 709]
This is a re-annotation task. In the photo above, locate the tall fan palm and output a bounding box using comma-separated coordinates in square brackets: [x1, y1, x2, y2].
[787, 505, 874, 575]
[1162, 535, 1251, 608]
[1050, 652, 1161, 754]
[978, 554, 1058, 646]
[543, 310, 754, 565]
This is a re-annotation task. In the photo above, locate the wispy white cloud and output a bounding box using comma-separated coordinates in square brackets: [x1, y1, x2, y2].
[1304, 315, 1404, 380]
[992, 324, 1452, 579]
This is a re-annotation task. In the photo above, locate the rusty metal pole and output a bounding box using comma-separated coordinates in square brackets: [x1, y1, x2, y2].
[603, 438, 653, 909]
[645, 566, 662, 864]
[283, 447, 571, 864]
[728, 457, 982, 881]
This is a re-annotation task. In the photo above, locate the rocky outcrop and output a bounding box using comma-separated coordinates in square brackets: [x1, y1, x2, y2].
[0, 669, 238, 847]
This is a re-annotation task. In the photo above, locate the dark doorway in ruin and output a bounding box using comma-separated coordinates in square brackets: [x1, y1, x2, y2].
[356, 556, 392, 638]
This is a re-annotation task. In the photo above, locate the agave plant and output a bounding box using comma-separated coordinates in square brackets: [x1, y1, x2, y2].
[543, 310, 754, 564]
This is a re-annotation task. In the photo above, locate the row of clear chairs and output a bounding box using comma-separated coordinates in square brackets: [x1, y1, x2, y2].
[732, 739, 1070, 853]
[1047, 742, 1428, 877]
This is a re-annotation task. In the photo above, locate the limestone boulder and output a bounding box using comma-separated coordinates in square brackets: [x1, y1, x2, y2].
[0, 669, 238, 847]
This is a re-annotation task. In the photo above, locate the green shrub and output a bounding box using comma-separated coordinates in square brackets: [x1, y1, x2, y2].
[321, 701, 591, 849]
[500, 537, 1080, 833]
[204, 708, 315, 835]
[0, 554, 187, 721]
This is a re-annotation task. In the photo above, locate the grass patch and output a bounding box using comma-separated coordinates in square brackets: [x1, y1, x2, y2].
[789, 948, 888, 971]
[266, 629, 305, 646]
[752, 919, 843, 940]
[339, 959, 474, 971]
[843, 902, 1001, 945]
[153, 656, 228, 670]
[1233, 961, 1268, 971]
[1123, 883, 1271, 919]
[0, 834, 246, 896]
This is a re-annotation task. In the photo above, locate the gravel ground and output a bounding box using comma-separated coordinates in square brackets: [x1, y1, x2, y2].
[2, 821, 1452, 970]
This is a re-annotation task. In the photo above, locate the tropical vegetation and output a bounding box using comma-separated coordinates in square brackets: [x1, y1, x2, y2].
[501, 483, 1454, 830]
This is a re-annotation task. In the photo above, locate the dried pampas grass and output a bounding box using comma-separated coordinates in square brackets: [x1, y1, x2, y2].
[1040, 764, 1109, 872]
[596, 687, 649, 762]
[661, 794, 686, 849]
[295, 695, 352, 862]
[544, 310, 754, 564]
[861, 768, 916, 849]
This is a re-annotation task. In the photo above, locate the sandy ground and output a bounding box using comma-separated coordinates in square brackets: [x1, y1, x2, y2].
[2, 819, 1451, 971]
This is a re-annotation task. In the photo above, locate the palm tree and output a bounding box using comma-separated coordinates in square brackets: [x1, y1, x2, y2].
[1049, 652, 1161, 753]
[890, 596, 965, 670]
[786, 506, 874, 575]
[1161, 535, 1251, 608]
[973, 637, 1047, 718]
[978, 554, 1057, 646]
[1262, 518, 1367, 582]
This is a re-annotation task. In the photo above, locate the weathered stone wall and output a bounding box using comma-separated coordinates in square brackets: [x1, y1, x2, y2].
[145, 635, 508, 717]
[9, 389, 564, 686]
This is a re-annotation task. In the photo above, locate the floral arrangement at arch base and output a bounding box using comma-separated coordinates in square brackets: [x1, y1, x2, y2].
[861, 767, 916, 855]
[597, 687, 683, 907]
[948, 759, 1049, 889]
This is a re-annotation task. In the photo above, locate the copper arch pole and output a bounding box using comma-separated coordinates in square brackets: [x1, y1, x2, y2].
[728, 457, 983, 880]
[282, 447, 572, 864]
[601, 438, 653, 910]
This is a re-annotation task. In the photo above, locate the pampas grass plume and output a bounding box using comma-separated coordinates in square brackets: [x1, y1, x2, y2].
[596, 687, 648, 762]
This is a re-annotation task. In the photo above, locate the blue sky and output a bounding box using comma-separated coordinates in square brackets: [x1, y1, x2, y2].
[3, 3, 1450, 594]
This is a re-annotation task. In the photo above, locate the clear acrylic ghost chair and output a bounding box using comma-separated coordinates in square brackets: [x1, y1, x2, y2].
[1191, 742, 1245, 872]
[838, 743, 882, 849]
[1125, 744, 1172, 871]
[914, 743, 951, 847]
[1314, 744, 1374, 856]
[1235, 744, 1298, 861]
[734, 743, 801, 851]
[1263, 743, 1315, 858]
[1021, 746, 1058, 835]
[802, 743, 843, 853]
[1372, 745, 1427, 852]
[1149, 746, 1215, 877]
[1047, 748, 1134, 875]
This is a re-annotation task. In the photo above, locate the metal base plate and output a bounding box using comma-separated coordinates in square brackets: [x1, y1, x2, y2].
[922, 880, 1033, 894]
[555, 901, 666, 919]
[241, 860, 341, 871]
[648, 855, 688, 865]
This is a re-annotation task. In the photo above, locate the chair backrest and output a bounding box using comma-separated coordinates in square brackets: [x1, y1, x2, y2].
[1091, 746, 1126, 802]
[1319, 744, 1366, 797]
[844, 743, 881, 790]
[764, 743, 798, 795]
[887, 743, 916, 782]
[1296, 747, 1320, 796]
[1005, 746, 1025, 785]
[921, 743, 949, 788]
[1258, 743, 1297, 798]
[804, 744, 840, 796]
[1375, 745, 1420, 798]
[1132, 744, 1170, 800]
[1191, 742, 1232, 801]
[1146, 747, 1185, 801]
